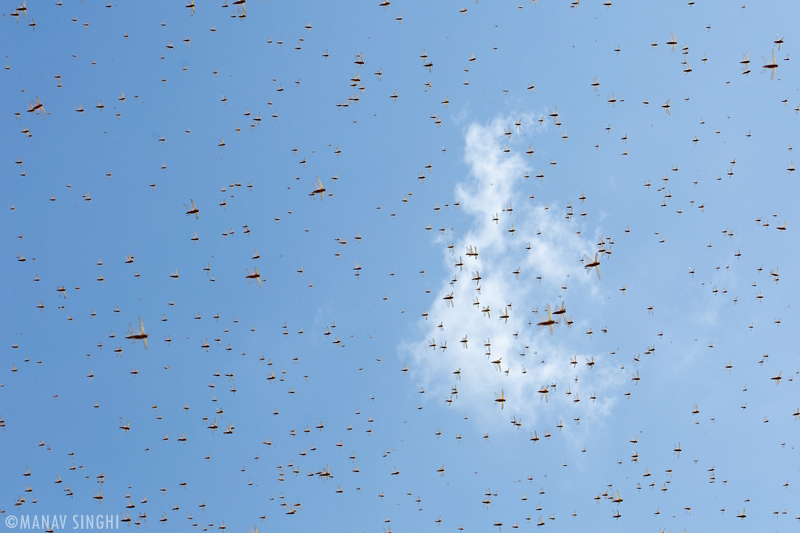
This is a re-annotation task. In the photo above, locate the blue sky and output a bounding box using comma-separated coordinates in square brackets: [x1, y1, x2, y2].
[2, 1, 800, 531]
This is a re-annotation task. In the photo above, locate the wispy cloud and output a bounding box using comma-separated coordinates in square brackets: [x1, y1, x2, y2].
[401, 115, 625, 428]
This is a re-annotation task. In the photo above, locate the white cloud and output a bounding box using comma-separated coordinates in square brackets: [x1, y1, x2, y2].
[401, 115, 625, 428]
